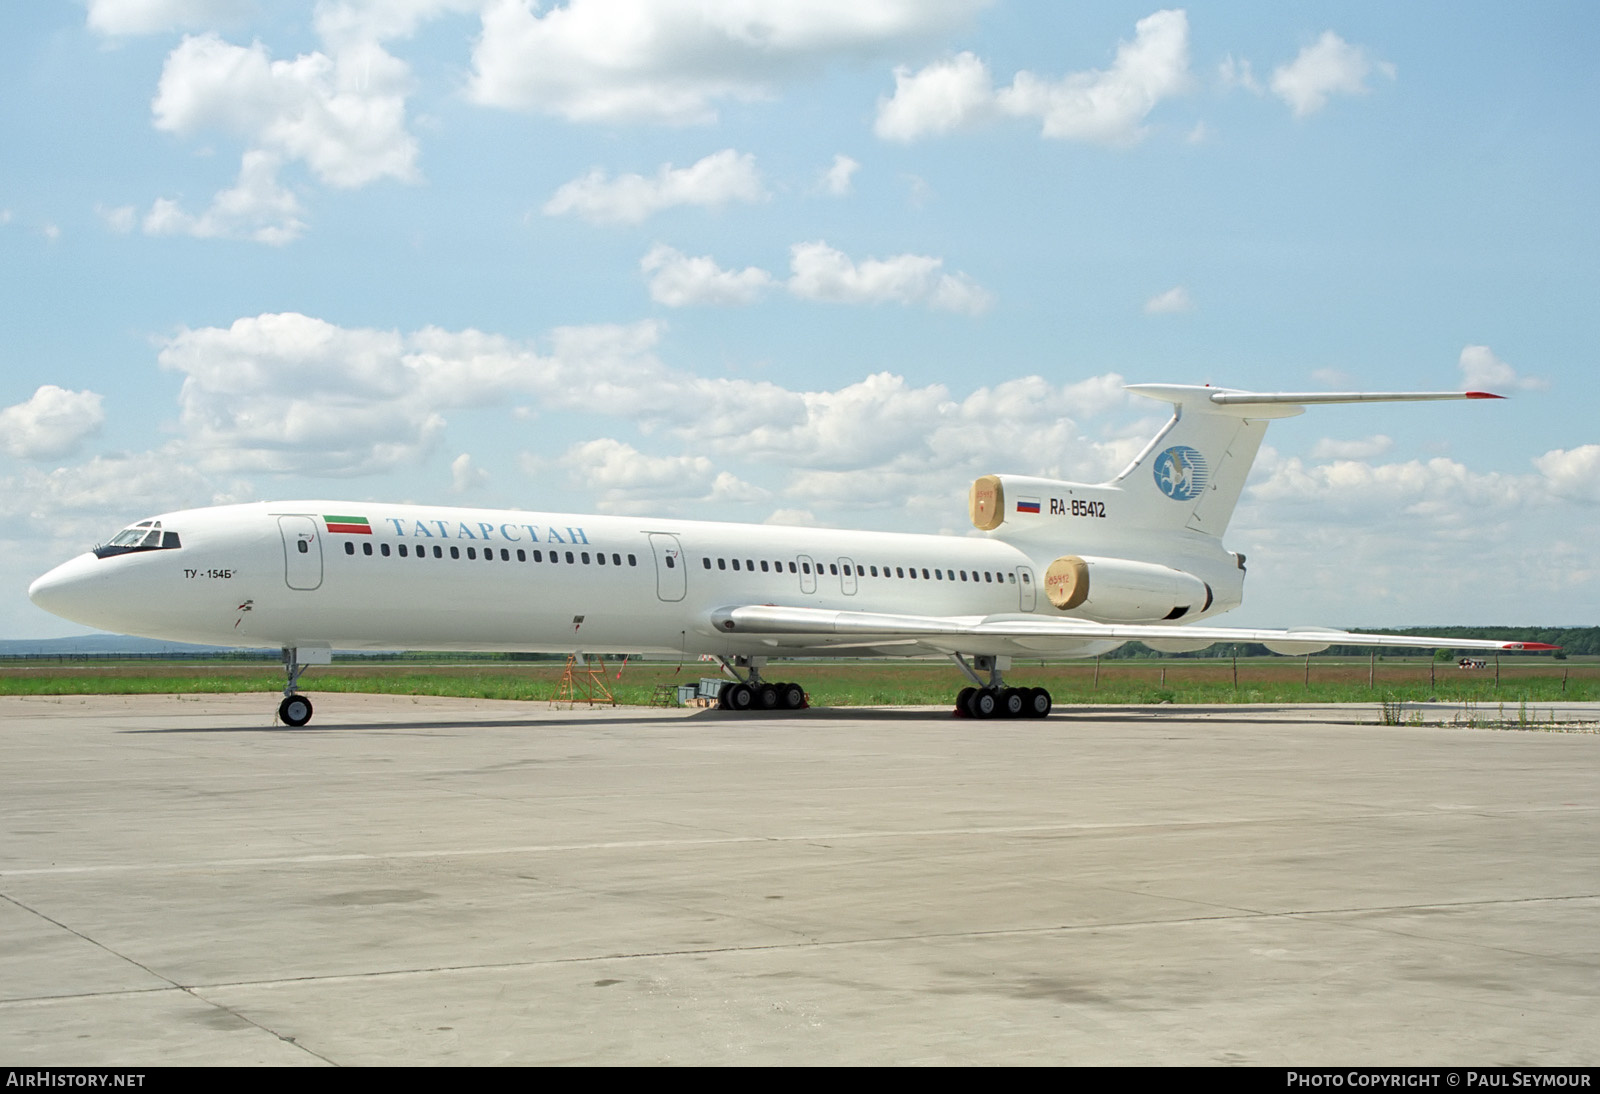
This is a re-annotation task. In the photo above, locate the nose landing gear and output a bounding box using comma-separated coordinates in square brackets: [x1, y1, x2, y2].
[276, 646, 329, 727]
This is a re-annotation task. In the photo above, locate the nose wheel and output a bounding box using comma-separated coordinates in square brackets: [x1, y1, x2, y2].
[278, 693, 314, 727]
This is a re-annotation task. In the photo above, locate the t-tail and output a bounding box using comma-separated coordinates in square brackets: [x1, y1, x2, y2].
[969, 383, 1504, 543]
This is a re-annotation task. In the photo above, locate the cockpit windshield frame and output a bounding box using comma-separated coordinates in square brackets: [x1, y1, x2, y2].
[93, 520, 181, 559]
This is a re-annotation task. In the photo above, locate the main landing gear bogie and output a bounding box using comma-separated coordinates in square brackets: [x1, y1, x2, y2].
[951, 654, 1053, 719]
[955, 685, 1052, 720]
[717, 680, 807, 712]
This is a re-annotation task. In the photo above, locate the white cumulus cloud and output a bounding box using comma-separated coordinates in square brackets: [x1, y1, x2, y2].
[450, 452, 489, 493]
[152, 32, 419, 190]
[557, 437, 764, 514]
[142, 150, 307, 245]
[147, 311, 1137, 525]
[0, 386, 107, 460]
[468, 0, 986, 124]
[132, 11, 431, 245]
[637, 240, 992, 313]
[641, 245, 774, 307]
[1270, 31, 1394, 118]
[153, 312, 699, 475]
[874, 50, 997, 140]
[1534, 446, 1600, 504]
[786, 241, 993, 314]
[543, 149, 767, 225]
[1458, 345, 1547, 393]
[312, 1, 484, 49]
[875, 10, 1190, 145]
[818, 154, 860, 197]
[86, 0, 253, 37]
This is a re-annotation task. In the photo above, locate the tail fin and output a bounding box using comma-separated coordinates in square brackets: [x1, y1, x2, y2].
[1111, 384, 1503, 538]
[976, 384, 1501, 542]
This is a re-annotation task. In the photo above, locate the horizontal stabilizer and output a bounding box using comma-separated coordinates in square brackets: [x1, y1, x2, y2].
[1080, 385, 1511, 542]
[1207, 390, 1504, 405]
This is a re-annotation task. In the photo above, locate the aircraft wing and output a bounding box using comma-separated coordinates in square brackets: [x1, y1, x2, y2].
[708, 605, 1558, 657]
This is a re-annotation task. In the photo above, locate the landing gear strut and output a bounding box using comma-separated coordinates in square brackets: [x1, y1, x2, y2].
[715, 656, 807, 713]
[277, 646, 327, 727]
[952, 654, 1052, 719]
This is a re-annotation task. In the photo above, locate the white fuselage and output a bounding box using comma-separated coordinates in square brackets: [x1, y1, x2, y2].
[29, 500, 1244, 661]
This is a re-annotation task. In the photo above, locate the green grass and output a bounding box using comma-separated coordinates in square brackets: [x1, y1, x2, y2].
[1, 656, 1593, 706]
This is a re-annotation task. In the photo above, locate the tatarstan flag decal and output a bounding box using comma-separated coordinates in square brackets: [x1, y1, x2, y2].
[324, 515, 372, 534]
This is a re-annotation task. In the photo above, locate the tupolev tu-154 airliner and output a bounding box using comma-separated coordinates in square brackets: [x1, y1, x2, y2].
[28, 383, 1556, 726]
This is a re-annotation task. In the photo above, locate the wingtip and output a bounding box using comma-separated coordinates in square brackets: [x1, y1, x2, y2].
[1501, 642, 1561, 650]
[1465, 391, 1507, 399]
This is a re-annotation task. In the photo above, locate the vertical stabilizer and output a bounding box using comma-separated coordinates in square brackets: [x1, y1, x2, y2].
[976, 384, 1501, 544]
[1112, 384, 1502, 538]
[1110, 385, 1300, 537]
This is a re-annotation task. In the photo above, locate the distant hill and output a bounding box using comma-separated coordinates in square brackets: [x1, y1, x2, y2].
[0, 635, 259, 657]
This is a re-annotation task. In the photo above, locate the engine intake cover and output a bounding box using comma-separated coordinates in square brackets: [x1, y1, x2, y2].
[969, 475, 1004, 531]
[1044, 555, 1089, 610]
[1043, 554, 1211, 623]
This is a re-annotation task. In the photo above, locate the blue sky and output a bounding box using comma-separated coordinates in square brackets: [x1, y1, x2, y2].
[3, 1, 1596, 638]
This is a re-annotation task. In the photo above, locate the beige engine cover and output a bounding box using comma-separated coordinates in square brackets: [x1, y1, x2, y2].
[969, 475, 1004, 531]
[1042, 554, 1211, 622]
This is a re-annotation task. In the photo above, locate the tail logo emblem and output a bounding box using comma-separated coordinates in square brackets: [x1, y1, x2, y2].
[1154, 445, 1208, 500]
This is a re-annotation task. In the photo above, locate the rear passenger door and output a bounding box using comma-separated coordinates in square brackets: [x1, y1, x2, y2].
[797, 554, 817, 595]
[648, 533, 685, 602]
[1016, 566, 1036, 611]
[838, 557, 858, 596]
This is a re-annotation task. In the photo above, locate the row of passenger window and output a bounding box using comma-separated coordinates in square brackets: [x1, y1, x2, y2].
[343, 540, 638, 567]
[337, 537, 1019, 585]
[702, 556, 1021, 584]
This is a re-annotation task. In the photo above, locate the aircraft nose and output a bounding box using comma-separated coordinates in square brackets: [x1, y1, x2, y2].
[29, 554, 108, 627]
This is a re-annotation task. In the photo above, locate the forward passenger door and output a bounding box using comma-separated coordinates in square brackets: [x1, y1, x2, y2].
[277, 516, 322, 591]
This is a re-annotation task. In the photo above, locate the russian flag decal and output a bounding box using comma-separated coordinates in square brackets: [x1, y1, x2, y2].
[1016, 497, 1041, 514]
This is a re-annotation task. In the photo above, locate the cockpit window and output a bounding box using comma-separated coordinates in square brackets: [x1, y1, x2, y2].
[94, 520, 182, 559]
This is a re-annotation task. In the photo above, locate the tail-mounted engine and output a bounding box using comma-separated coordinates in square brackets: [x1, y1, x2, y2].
[969, 473, 1104, 531]
[1043, 555, 1213, 623]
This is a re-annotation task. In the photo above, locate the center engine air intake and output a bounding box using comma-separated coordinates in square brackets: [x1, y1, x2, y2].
[969, 475, 1005, 531]
[1043, 554, 1213, 623]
